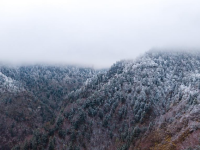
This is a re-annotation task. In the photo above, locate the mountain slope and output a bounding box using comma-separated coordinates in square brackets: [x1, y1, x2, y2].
[6, 50, 200, 150]
[0, 65, 97, 150]
[44, 50, 200, 150]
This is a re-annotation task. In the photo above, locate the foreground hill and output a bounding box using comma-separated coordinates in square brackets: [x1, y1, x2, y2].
[5, 50, 200, 150]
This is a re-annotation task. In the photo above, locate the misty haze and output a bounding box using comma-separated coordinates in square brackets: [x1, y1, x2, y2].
[1, 0, 200, 150]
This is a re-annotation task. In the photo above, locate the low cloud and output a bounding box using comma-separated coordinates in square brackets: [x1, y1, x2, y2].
[0, 0, 200, 68]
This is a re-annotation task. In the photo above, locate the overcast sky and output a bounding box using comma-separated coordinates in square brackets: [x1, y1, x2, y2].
[0, 0, 200, 68]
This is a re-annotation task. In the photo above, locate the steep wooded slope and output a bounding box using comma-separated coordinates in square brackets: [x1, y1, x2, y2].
[0, 65, 97, 150]
[8, 50, 200, 150]
[50, 50, 200, 150]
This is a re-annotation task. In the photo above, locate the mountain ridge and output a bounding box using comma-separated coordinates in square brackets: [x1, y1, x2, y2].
[1, 50, 200, 150]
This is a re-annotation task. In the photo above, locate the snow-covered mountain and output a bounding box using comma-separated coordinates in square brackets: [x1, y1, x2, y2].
[2, 50, 200, 150]
[51, 50, 200, 150]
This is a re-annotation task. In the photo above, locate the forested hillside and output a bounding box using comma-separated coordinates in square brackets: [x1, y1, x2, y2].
[0, 65, 97, 150]
[2, 50, 200, 150]
[50, 50, 200, 150]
